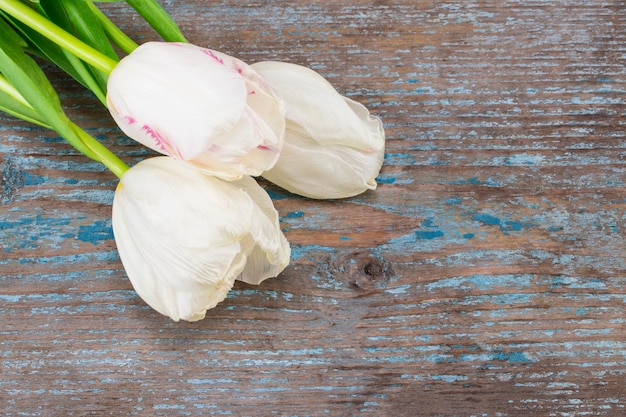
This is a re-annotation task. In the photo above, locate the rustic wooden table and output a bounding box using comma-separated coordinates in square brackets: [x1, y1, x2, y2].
[1, 1, 625, 415]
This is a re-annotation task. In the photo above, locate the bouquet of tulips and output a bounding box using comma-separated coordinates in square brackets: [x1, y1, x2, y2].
[0, 0, 385, 321]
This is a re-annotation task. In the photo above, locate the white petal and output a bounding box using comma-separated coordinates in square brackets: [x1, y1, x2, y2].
[253, 61, 385, 199]
[231, 176, 291, 284]
[261, 131, 379, 199]
[112, 202, 244, 321]
[187, 106, 283, 180]
[108, 43, 248, 160]
[107, 43, 287, 180]
[112, 157, 290, 321]
[113, 159, 234, 319]
[252, 61, 384, 151]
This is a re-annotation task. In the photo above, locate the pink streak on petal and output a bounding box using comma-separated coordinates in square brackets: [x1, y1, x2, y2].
[257, 144, 276, 152]
[142, 124, 182, 159]
[202, 49, 225, 65]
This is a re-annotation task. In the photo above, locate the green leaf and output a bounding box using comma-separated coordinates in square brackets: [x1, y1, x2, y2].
[1, 11, 107, 104]
[0, 73, 48, 127]
[88, 1, 138, 54]
[50, 0, 119, 61]
[124, 0, 187, 42]
[5, 18, 83, 82]
[0, 91, 50, 129]
[0, 12, 27, 47]
[0, 17, 98, 159]
[39, 0, 118, 98]
[0, 0, 117, 74]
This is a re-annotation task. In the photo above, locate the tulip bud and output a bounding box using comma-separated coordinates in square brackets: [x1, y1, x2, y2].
[106, 42, 286, 181]
[252, 61, 385, 199]
[112, 157, 290, 322]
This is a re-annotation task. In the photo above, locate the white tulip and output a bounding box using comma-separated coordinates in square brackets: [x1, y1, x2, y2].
[252, 61, 385, 199]
[106, 42, 286, 181]
[111, 156, 290, 322]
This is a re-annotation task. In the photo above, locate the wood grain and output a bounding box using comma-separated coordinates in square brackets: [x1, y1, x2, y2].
[1, 0, 625, 415]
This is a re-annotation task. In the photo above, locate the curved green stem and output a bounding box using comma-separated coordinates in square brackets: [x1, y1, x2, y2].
[88, 1, 138, 55]
[125, 0, 187, 43]
[60, 48, 108, 105]
[71, 122, 129, 179]
[0, 74, 127, 178]
[0, 0, 117, 74]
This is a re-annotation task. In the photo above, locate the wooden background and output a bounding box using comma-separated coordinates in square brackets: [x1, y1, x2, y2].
[1, 0, 625, 415]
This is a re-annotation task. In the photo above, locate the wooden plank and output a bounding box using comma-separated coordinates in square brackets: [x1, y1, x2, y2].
[1, 0, 625, 415]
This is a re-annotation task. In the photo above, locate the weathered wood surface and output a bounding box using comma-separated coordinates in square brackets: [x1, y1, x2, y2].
[1, 0, 625, 415]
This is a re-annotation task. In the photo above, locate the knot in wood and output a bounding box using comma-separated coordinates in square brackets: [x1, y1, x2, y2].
[330, 251, 394, 291]
[363, 261, 383, 277]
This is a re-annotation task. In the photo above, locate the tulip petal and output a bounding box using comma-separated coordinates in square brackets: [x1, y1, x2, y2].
[231, 176, 291, 284]
[261, 130, 380, 199]
[187, 106, 283, 180]
[253, 61, 385, 199]
[108, 42, 247, 160]
[107, 43, 285, 180]
[112, 158, 252, 320]
[112, 157, 290, 321]
[251, 61, 384, 151]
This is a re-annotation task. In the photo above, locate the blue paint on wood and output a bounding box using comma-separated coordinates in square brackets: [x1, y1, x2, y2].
[288, 244, 336, 262]
[472, 213, 501, 226]
[264, 189, 289, 200]
[375, 175, 396, 184]
[448, 177, 501, 187]
[472, 213, 533, 234]
[76, 220, 114, 244]
[283, 211, 304, 219]
[505, 153, 545, 166]
[493, 351, 534, 363]
[414, 230, 444, 240]
[426, 274, 534, 291]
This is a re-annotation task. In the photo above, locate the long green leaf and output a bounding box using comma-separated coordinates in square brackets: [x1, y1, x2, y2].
[88, 1, 138, 54]
[58, 0, 119, 60]
[0, 73, 49, 127]
[3, 15, 84, 82]
[124, 0, 187, 42]
[38, 0, 117, 99]
[0, 92, 51, 129]
[0, 17, 98, 160]
[0, 102, 50, 129]
[0, 11, 106, 104]
[0, 0, 117, 74]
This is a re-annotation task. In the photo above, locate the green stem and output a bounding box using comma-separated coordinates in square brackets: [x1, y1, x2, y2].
[60, 48, 108, 105]
[70, 122, 129, 179]
[88, 1, 139, 55]
[0, 75, 126, 177]
[125, 0, 187, 43]
[0, 0, 117, 74]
